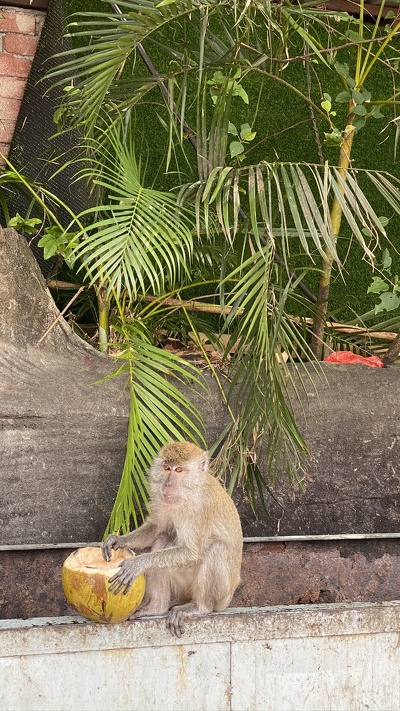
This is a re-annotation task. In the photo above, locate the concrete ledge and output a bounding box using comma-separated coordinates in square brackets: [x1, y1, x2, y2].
[1, 604, 400, 710]
[1, 601, 400, 655]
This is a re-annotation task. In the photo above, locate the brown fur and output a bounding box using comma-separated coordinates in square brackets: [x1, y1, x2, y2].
[157, 441, 203, 466]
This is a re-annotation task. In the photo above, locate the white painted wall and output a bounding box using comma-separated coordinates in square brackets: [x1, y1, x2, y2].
[1, 602, 400, 711]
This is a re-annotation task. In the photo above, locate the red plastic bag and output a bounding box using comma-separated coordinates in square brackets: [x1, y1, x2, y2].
[324, 351, 384, 368]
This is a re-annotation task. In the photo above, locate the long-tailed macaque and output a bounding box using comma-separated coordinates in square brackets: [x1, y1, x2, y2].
[102, 441, 243, 636]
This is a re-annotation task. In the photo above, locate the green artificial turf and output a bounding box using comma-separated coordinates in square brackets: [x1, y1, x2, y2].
[62, 0, 400, 322]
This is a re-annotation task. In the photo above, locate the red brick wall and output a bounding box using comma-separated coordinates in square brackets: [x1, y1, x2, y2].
[0, 6, 45, 164]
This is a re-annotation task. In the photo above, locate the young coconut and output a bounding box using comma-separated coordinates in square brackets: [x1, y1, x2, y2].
[62, 546, 145, 624]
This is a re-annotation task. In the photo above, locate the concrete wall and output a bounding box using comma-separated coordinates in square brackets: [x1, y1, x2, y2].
[0, 5, 45, 162]
[4, 538, 400, 620]
[1, 602, 400, 711]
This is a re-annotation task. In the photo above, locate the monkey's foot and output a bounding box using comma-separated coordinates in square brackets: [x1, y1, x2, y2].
[167, 602, 207, 637]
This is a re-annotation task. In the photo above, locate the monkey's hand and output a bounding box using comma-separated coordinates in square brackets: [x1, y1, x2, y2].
[108, 556, 148, 595]
[101, 534, 125, 562]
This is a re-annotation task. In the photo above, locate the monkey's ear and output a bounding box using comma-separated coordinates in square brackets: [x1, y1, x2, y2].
[199, 452, 209, 471]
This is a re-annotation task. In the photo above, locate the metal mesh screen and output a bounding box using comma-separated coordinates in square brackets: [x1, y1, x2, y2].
[7, 0, 91, 274]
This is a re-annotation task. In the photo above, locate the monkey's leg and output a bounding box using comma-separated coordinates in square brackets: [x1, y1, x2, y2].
[129, 567, 173, 619]
[129, 535, 175, 619]
[167, 541, 234, 637]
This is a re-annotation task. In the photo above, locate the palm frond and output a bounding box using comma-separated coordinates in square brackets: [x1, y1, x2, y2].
[47, 0, 215, 132]
[184, 162, 398, 265]
[212, 244, 319, 504]
[103, 315, 206, 535]
[46, 0, 347, 136]
[71, 129, 194, 300]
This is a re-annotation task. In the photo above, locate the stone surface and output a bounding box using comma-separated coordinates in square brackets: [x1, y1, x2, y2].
[0, 229, 131, 544]
[0, 227, 85, 349]
[0, 228, 399, 545]
[237, 362, 399, 536]
[234, 539, 400, 607]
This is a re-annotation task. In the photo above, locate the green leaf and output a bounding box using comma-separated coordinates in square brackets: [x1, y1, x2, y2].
[321, 93, 331, 112]
[346, 30, 363, 42]
[103, 323, 206, 535]
[353, 117, 366, 132]
[239, 123, 252, 139]
[334, 62, 350, 79]
[368, 276, 389, 294]
[214, 245, 317, 501]
[232, 83, 249, 104]
[351, 90, 364, 104]
[324, 128, 343, 145]
[352, 104, 367, 116]
[375, 292, 400, 314]
[382, 247, 392, 271]
[207, 71, 225, 86]
[371, 106, 385, 119]
[157, 0, 179, 6]
[241, 130, 256, 142]
[335, 91, 351, 104]
[361, 88, 371, 103]
[38, 234, 59, 259]
[230, 141, 245, 158]
[72, 128, 194, 300]
[8, 213, 41, 234]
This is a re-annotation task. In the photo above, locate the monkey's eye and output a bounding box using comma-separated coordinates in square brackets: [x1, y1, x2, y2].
[162, 464, 185, 473]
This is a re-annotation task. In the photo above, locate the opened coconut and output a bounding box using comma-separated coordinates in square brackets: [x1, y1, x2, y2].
[62, 546, 145, 624]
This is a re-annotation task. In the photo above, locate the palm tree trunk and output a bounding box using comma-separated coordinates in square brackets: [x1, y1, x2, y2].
[97, 286, 110, 353]
[310, 117, 356, 360]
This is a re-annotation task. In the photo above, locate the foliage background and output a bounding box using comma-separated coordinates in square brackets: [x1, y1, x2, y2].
[64, 0, 400, 322]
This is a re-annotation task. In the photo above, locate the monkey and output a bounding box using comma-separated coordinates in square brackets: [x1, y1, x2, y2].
[102, 441, 243, 637]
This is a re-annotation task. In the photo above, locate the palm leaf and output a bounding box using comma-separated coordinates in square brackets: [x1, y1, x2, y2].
[103, 315, 206, 535]
[39, 0, 400, 522]
[47, 1, 211, 132]
[47, 0, 346, 136]
[70, 129, 194, 300]
[210, 245, 319, 503]
[185, 161, 399, 267]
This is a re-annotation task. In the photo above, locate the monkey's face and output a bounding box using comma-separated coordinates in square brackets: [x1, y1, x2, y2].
[150, 442, 209, 508]
[159, 464, 188, 508]
[151, 460, 194, 509]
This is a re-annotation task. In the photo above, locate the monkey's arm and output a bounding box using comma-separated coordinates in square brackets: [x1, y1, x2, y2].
[102, 519, 158, 561]
[108, 544, 200, 594]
